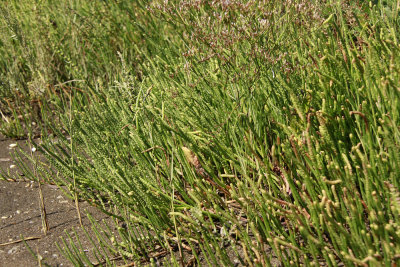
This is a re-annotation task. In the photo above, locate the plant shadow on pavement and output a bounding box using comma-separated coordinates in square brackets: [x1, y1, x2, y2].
[0, 135, 114, 266]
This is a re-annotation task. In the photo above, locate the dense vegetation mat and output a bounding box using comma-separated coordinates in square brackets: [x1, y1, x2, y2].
[1, 0, 400, 266]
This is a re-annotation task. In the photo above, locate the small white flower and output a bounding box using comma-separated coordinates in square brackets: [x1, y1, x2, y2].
[31, 147, 37, 152]
[9, 143, 17, 148]
[259, 19, 267, 26]
[9, 165, 16, 169]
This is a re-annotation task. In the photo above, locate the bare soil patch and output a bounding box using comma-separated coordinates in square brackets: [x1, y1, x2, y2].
[0, 135, 111, 266]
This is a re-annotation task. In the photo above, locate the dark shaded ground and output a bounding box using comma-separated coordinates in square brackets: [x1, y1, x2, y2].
[0, 135, 112, 266]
